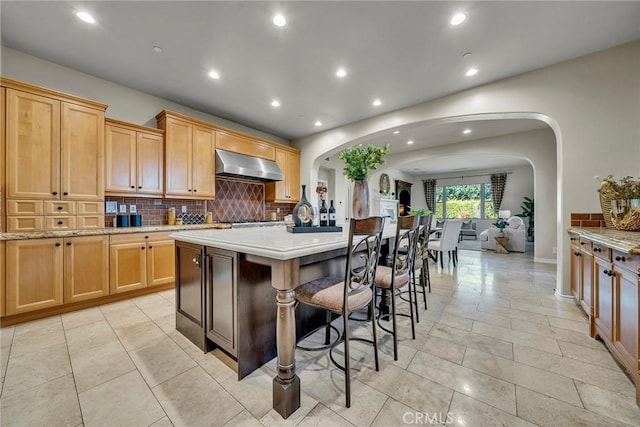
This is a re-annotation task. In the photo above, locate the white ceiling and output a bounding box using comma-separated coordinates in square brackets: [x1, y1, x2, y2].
[2, 1, 639, 174]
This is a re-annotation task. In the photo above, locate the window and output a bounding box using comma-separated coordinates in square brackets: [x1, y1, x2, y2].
[435, 183, 497, 219]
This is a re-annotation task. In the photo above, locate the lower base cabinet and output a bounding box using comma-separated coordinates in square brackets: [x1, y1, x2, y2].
[6, 235, 109, 315]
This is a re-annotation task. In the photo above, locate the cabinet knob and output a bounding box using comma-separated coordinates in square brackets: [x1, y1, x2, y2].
[193, 189, 197, 193]
[52, 191, 58, 195]
[55, 242, 61, 247]
[149, 246, 153, 249]
[188, 189, 192, 192]
[57, 206, 63, 210]
[63, 192, 68, 196]
[615, 256, 626, 262]
[145, 236, 149, 239]
[58, 221, 63, 225]
[138, 186, 142, 189]
[141, 246, 146, 250]
[66, 242, 72, 246]
[580, 242, 585, 245]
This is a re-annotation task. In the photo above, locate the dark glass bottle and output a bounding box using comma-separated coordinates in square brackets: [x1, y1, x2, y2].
[319, 199, 328, 226]
[293, 185, 313, 227]
[329, 200, 337, 226]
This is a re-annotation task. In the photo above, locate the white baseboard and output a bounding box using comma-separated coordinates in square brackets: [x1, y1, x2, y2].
[554, 288, 575, 302]
[534, 257, 557, 264]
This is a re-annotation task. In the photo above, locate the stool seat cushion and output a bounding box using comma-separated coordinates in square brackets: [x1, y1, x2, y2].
[374, 265, 410, 289]
[295, 276, 373, 313]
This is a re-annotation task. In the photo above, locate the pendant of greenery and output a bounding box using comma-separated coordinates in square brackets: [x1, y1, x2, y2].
[338, 144, 390, 181]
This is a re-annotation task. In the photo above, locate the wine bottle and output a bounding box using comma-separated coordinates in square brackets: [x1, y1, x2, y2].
[319, 199, 328, 226]
[329, 200, 336, 226]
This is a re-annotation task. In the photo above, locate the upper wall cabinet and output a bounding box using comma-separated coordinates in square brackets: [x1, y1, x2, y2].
[156, 111, 216, 199]
[216, 131, 275, 160]
[105, 118, 164, 197]
[265, 147, 301, 203]
[3, 79, 106, 201]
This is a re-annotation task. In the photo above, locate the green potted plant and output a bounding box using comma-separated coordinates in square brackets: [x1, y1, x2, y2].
[338, 144, 390, 218]
[493, 218, 510, 233]
[515, 196, 534, 241]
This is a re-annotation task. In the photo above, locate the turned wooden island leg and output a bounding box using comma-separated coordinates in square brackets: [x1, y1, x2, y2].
[271, 259, 301, 419]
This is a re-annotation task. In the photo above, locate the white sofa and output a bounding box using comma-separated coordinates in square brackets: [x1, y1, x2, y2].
[479, 216, 526, 252]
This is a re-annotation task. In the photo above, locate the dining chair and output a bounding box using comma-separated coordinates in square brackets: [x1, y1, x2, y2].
[375, 215, 420, 361]
[294, 216, 385, 408]
[427, 219, 463, 268]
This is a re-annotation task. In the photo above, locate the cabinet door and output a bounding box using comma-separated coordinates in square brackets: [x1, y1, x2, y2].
[205, 248, 237, 356]
[61, 102, 104, 200]
[570, 245, 581, 302]
[147, 240, 175, 286]
[105, 124, 136, 193]
[266, 149, 300, 203]
[6, 89, 60, 199]
[580, 251, 593, 316]
[192, 126, 215, 199]
[110, 242, 147, 293]
[137, 131, 164, 195]
[594, 256, 613, 340]
[164, 118, 192, 197]
[64, 235, 109, 303]
[286, 150, 301, 201]
[613, 267, 639, 373]
[6, 239, 64, 315]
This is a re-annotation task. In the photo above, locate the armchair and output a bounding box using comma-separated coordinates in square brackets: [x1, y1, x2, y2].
[458, 220, 477, 241]
[479, 216, 526, 252]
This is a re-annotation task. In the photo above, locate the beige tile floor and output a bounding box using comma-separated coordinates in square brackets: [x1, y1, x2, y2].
[1, 249, 639, 426]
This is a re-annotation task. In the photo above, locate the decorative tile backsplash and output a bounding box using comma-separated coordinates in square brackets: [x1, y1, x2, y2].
[106, 178, 294, 226]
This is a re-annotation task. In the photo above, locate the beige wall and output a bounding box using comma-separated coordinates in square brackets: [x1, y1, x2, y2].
[0, 46, 289, 145]
[294, 40, 640, 297]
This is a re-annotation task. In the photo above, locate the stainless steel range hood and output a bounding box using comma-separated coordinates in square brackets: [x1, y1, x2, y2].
[215, 149, 284, 182]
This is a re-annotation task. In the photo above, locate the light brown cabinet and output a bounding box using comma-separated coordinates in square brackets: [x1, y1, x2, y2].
[5, 236, 110, 315]
[265, 147, 301, 203]
[5, 200, 104, 232]
[216, 131, 275, 160]
[105, 119, 164, 196]
[110, 232, 175, 294]
[157, 111, 215, 199]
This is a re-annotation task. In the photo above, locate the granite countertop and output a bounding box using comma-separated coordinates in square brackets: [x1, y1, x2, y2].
[568, 227, 640, 254]
[170, 223, 398, 261]
[0, 223, 232, 241]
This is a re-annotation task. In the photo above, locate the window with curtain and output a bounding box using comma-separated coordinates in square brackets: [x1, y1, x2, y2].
[435, 183, 497, 219]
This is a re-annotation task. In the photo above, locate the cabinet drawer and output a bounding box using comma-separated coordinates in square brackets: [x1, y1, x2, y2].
[77, 215, 105, 229]
[592, 243, 611, 261]
[45, 216, 76, 230]
[45, 201, 76, 215]
[613, 250, 639, 273]
[110, 231, 171, 244]
[7, 216, 44, 232]
[77, 201, 104, 215]
[216, 131, 275, 160]
[7, 200, 44, 215]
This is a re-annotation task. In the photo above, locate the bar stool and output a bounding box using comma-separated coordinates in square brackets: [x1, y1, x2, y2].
[413, 214, 433, 310]
[375, 215, 420, 361]
[294, 216, 385, 408]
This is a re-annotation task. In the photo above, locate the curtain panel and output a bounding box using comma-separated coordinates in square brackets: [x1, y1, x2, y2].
[422, 179, 437, 212]
[490, 173, 508, 213]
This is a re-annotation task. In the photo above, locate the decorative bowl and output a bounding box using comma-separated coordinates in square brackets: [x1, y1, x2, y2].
[610, 199, 640, 231]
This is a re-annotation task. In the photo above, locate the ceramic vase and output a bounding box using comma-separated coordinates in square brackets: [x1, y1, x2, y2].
[293, 185, 313, 227]
[352, 179, 370, 219]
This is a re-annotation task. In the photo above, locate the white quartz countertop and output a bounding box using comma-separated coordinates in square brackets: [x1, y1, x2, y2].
[170, 224, 398, 260]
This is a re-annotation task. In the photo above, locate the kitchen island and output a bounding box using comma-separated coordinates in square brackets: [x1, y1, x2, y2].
[170, 223, 396, 419]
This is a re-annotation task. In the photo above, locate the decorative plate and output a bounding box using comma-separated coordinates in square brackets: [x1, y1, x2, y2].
[379, 173, 390, 195]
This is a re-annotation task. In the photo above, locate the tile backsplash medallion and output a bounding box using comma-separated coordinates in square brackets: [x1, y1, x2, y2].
[105, 179, 293, 226]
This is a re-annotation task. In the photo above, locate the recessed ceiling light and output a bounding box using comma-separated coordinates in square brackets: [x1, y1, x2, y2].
[450, 13, 466, 26]
[152, 46, 163, 53]
[463, 129, 472, 134]
[393, 130, 400, 135]
[372, 99, 382, 107]
[208, 70, 220, 79]
[336, 68, 347, 78]
[271, 99, 280, 107]
[273, 14, 287, 27]
[407, 140, 414, 145]
[76, 11, 96, 24]
[314, 120, 323, 127]
[465, 68, 478, 77]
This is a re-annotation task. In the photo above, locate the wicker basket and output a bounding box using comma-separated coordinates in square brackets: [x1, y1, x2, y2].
[610, 199, 640, 231]
[598, 181, 616, 228]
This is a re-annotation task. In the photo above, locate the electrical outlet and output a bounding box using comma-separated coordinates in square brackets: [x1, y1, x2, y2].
[276, 207, 281, 213]
[130, 205, 137, 213]
[154, 199, 162, 205]
[105, 201, 117, 214]
[181, 205, 187, 213]
[119, 205, 127, 214]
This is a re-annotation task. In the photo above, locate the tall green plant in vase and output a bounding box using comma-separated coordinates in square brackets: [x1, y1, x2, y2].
[339, 144, 389, 218]
[516, 196, 534, 241]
